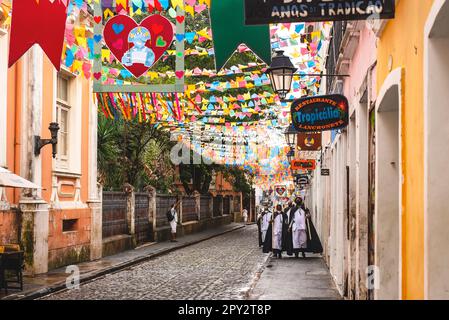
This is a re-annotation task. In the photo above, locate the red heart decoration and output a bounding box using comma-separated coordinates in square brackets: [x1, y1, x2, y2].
[152, 24, 163, 35]
[103, 14, 174, 78]
[94, 16, 102, 24]
[275, 187, 286, 196]
[93, 72, 102, 80]
[175, 71, 184, 79]
[176, 15, 185, 24]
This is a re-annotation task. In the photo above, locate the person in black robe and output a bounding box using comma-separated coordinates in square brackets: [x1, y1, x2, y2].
[304, 208, 323, 254]
[282, 201, 294, 256]
[289, 197, 308, 258]
[294, 205, 323, 257]
[256, 208, 263, 247]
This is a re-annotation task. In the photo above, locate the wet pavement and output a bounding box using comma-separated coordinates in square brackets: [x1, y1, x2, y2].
[41, 225, 267, 300]
[1, 223, 244, 300]
[249, 254, 342, 300]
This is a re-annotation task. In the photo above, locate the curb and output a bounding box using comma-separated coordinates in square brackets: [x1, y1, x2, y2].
[3, 224, 245, 300]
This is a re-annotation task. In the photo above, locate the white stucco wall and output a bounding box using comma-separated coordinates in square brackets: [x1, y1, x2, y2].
[425, 0, 449, 300]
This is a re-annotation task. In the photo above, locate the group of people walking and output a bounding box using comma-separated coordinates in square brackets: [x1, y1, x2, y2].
[257, 197, 323, 258]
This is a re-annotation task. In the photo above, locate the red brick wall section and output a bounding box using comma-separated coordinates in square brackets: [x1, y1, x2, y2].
[0, 210, 20, 245]
[48, 208, 92, 269]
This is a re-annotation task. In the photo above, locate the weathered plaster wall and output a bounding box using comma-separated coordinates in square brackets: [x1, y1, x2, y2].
[0, 210, 20, 244]
[48, 208, 92, 269]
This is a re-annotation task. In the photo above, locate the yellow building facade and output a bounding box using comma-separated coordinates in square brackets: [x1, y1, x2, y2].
[377, 0, 449, 299]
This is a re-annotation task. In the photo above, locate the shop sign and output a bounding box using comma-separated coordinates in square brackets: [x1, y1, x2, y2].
[291, 94, 349, 132]
[291, 159, 316, 171]
[297, 132, 322, 151]
[244, 0, 395, 25]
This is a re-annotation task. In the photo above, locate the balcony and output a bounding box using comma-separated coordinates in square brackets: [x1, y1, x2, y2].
[325, 21, 364, 93]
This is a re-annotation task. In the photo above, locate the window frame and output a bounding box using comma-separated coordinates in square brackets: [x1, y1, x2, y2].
[55, 70, 74, 170]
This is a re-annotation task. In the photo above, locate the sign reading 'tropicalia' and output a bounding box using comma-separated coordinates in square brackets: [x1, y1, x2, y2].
[244, 0, 395, 25]
[291, 94, 349, 132]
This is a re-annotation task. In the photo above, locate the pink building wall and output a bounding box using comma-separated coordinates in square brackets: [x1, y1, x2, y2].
[343, 23, 378, 104]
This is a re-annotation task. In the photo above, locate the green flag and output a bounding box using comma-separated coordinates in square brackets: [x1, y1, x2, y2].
[210, 0, 271, 70]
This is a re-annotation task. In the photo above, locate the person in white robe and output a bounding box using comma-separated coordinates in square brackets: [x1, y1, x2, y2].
[291, 197, 307, 258]
[261, 209, 272, 244]
[242, 208, 248, 223]
[169, 203, 179, 242]
[272, 204, 284, 258]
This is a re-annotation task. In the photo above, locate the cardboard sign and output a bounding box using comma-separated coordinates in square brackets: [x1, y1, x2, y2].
[291, 94, 349, 132]
[291, 159, 316, 171]
[244, 0, 395, 25]
[297, 132, 322, 151]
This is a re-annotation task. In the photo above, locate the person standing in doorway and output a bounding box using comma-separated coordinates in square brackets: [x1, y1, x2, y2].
[169, 201, 180, 242]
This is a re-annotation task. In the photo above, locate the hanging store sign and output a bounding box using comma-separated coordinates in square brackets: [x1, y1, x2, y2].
[297, 132, 322, 151]
[295, 176, 309, 185]
[295, 174, 310, 185]
[244, 0, 395, 25]
[291, 94, 349, 132]
[291, 159, 316, 171]
[321, 168, 330, 176]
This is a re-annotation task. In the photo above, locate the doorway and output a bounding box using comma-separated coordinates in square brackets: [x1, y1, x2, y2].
[367, 108, 376, 300]
[374, 69, 402, 300]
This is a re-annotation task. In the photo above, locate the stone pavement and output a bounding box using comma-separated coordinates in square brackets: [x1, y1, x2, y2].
[2, 224, 342, 300]
[1, 223, 245, 300]
[249, 254, 342, 300]
[41, 225, 267, 300]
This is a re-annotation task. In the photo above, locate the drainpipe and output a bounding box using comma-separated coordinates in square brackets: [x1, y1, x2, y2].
[13, 58, 22, 203]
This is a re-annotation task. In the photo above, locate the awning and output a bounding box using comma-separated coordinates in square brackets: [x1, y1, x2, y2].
[0, 167, 42, 189]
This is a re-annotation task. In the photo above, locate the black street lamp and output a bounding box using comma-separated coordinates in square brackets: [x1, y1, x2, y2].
[284, 124, 298, 148]
[287, 148, 295, 164]
[34, 122, 60, 158]
[266, 50, 297, 100]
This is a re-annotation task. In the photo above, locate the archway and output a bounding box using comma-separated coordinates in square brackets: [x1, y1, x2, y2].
[375, 68, 402, 300]
[424, 0, 449, 300]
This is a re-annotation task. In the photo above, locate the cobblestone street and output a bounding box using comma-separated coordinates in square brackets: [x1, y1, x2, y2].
[42, 226, 268, 300]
